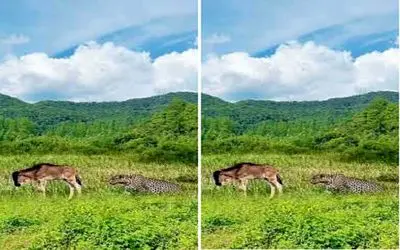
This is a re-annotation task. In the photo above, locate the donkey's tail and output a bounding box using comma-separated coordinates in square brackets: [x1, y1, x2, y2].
[75, 175, 83, 186]
[276, 173, 283, 185]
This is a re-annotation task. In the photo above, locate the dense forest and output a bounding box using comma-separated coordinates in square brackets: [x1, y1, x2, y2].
[202, 91, 398, 163]
[0, 91, 398, 163]
[0, 92, 197, 132]
[0, 92, 197, 164]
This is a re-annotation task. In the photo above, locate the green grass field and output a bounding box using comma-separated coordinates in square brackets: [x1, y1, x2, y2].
[0, 155, 197, 249]
[202, 153, 399, 249]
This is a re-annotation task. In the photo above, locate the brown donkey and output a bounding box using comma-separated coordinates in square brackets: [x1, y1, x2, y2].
[11, 163, 82, 199]
[212, 162, 283, 198]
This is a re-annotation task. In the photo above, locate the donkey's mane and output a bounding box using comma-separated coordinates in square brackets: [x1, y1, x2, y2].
[19, 163, 59, 173]
[222, 162, 260, 172]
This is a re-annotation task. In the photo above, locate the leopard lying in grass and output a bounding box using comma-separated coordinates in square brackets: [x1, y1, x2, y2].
[310, 173, 384, 193]
[109, 174, 181, 193]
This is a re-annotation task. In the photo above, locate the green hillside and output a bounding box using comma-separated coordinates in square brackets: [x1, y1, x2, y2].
[0, 92, 198, 163]
[202, 91, 399, 163]
[2, 91, 395, 133]
[0, 92, 197, 132]
[0, 91, 397, 163]
[202, 91, 398, 133]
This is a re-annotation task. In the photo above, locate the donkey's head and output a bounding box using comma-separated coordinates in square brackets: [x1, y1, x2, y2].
[212, 170, 222, 186]
[11, 171, 21, 187]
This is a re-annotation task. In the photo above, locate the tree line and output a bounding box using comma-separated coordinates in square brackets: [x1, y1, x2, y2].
[202, 97, 398, 163]
[0, 98, 197, 164]
[0, 91, 397, 164]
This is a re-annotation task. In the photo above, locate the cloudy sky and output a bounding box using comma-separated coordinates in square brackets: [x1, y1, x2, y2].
[0, 0, 197, 102]
[202, 0, 399, 101]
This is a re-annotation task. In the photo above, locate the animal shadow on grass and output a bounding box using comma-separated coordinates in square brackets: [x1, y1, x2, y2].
[203, 216, 238, 233]
[0, 217, 40, 234]
[376, 173, 399, 183]
[174, 175, 197, 184]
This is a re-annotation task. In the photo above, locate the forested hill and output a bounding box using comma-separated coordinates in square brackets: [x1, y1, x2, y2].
[202, 91, 398, 163]
[202, 91, 398, 133]
[0, 93, 198, 163]
[0, 92, 197, 130]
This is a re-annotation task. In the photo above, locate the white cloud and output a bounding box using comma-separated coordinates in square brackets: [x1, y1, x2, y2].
[153, 49, 197, 93]
[202, 41, 399, 101]
[204, 33, 231, 45]
[0, 42, 197, 102]
[0, 34, 30, 45]
[354, 49, 399, 93]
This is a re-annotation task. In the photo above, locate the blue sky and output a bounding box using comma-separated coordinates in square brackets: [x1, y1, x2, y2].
[202, 0, 397, 57]
[202, 0, 399, 101]
[0, 0, 398, 102]
[0, 0, 196, 59]
[0, 0, 198, 102]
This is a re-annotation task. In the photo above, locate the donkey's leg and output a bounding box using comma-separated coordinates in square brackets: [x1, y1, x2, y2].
[64, 181, 75, 200]
[238, 180, 248, 196]
[32, 181, 41, 195]
[71, 180, 82, 196]
[68, 184, 75, 200]
[267, 181, 276, 199]
[275, 181, 283, 195]
[270, 177, 283, 195]
[37, 180, 47, 197]
[32, 181, 39, 191]
[267, 175, 283, 197]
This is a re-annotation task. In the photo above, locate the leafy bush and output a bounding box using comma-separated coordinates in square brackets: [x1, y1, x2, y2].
[32, 208, 194, 249]
[0, 217, 38, 234]
[227, 199, 398, 249]
[203, 215, 238, 233]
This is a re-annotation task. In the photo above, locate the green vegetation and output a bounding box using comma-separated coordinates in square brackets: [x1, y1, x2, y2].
[0, 92, 198, 249]
[0, 92, 197, 130]
[202, 153, 398, 249]
[202, 91, 398, 163]
[1, 90, 398, 249]
[202, 91, 398, 249]
[0, 155, 197, 249]
[0, 92, 197, 164]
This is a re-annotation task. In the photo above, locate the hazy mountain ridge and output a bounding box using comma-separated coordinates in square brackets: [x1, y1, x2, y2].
[0, 92, 198, 129]
[202, 91, 398, 131]
[0, 91, 397, 131]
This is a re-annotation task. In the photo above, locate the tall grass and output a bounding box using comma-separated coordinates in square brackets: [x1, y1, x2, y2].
[0, 154, 197, 249]
[202, 153, 398, 249]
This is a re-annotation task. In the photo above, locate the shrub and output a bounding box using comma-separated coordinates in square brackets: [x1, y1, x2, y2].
[0, 217, 38, 234]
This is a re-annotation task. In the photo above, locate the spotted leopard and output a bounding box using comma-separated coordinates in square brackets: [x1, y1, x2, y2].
[109, 174, 181, 193]
[310, 173, 383, 193]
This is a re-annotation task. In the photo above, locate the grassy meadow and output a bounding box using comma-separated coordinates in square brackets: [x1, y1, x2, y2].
[0, 154, 197, 249]
[202, 153, 399, 249]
